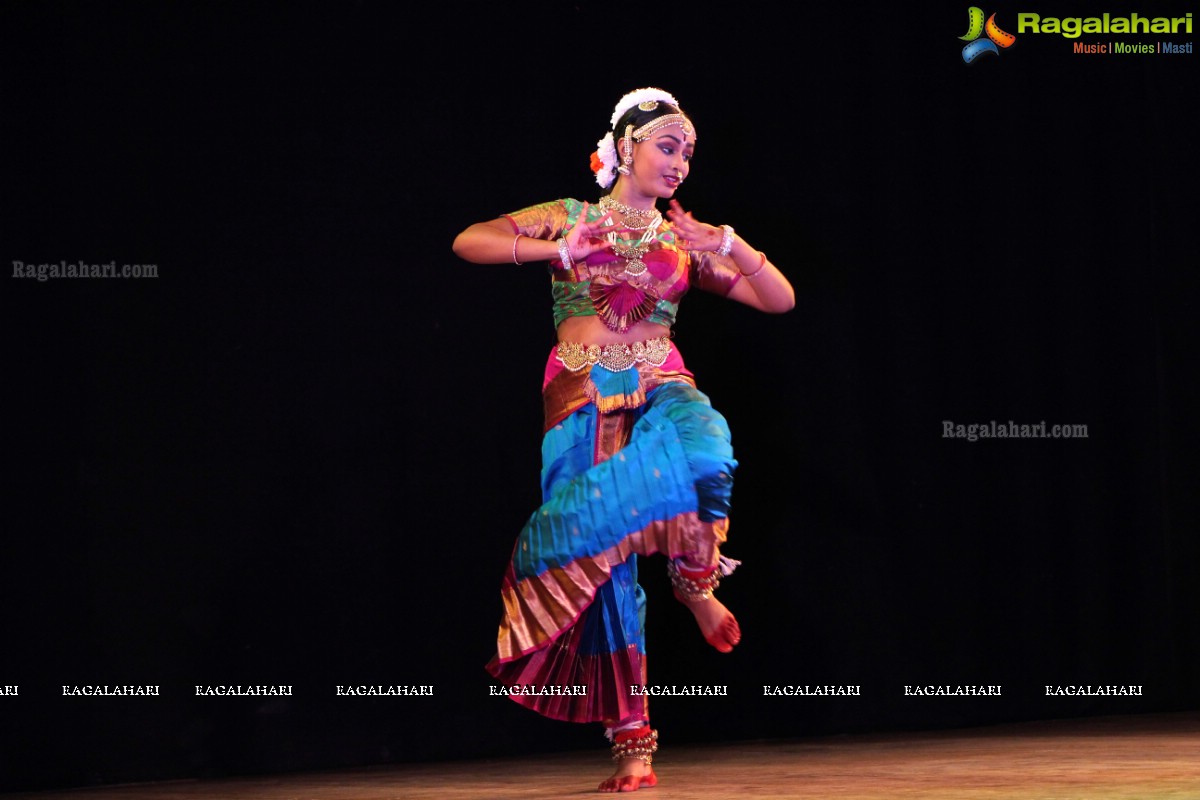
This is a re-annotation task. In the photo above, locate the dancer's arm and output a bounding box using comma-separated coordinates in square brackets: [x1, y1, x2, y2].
[452, 202, 621, 265]
[666, 200, 794, 313]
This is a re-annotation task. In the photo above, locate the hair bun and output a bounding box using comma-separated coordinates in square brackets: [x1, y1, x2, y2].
[610, 88, 679, 129]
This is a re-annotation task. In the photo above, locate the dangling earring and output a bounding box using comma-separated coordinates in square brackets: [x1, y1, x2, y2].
[617, 125, 633, 175]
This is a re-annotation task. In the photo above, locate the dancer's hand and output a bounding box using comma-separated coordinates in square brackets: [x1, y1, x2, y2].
[666, 199, 724, 252]
[563, 201, 629, 261]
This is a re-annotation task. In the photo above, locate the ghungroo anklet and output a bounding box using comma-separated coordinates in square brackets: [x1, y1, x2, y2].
[667, 559, 722, 601]
[611, 727, 659, 765]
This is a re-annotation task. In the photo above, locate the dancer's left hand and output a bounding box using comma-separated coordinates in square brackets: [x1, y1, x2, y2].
[666, 199, 724, 252]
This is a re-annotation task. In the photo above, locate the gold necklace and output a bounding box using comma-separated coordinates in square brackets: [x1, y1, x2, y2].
[598, 195, 661, 230]
[605, 219, 661, 277]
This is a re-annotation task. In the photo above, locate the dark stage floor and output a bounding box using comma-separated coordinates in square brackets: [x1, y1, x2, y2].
[5, 711, 1199, 799]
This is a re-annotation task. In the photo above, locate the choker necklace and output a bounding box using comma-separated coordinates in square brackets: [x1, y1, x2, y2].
[598, 195, 661, 231]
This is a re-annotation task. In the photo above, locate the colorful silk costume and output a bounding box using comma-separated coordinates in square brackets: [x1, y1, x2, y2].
[486, 198, 742, 726]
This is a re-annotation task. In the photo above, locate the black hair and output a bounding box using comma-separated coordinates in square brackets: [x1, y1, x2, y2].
[613, 101, 688, 138]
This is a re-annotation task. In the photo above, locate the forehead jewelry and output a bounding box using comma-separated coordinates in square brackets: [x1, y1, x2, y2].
[632, 113, 696, 142]
[616, 114, 696, 178]
[610, 88, 681, 129]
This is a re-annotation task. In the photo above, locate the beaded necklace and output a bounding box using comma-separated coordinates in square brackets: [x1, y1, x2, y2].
[604, 219, 660, 277]
[598, 195, 663, 277]
[598, 195, 661, 231]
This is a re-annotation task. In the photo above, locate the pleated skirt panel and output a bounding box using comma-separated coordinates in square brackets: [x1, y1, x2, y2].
[486, 348, 736, 724]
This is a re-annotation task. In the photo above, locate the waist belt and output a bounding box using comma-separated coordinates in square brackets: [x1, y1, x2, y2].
[555, 336, 672, 372]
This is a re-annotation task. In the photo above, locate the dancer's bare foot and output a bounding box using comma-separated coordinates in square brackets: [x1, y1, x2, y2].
[678, 592, 741, 652]
[598, 757, 657, 792]
[601, 726, 659, 792]
[667, 559, 741, 652]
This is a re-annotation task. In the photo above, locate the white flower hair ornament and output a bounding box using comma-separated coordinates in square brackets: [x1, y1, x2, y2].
[591, 131, 619, 188]
[609, 87, 680, 129]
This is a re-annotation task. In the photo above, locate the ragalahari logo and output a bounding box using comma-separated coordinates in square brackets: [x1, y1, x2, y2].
[960, 7, 1017, 62]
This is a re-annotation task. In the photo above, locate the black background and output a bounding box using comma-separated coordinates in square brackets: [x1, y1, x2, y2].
[3, 0, 1198, 792]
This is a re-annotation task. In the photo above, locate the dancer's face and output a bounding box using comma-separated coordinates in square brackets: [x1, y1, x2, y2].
[628, 124, 694, 199]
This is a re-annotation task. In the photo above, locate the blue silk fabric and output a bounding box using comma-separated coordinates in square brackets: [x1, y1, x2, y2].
[486, 368, 736, 725]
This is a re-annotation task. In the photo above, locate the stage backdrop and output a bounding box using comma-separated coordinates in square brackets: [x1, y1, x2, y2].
[3, 1, 1197, 792]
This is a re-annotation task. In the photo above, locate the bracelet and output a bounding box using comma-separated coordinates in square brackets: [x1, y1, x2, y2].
[716, 224, 735, 257]
[512, 234, 523, 265]
[556, 237, 573, 269]
[741, 251, 767, 279]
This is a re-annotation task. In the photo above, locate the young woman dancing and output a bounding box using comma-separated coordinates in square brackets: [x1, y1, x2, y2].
[453, 87, 794, 792]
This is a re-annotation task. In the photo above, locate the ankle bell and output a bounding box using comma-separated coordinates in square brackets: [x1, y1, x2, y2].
[668, 559, 722, 601]
[611, 726, 659, 765]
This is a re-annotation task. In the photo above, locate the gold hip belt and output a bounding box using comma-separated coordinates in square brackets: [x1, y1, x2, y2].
[556, 336, 672, 373]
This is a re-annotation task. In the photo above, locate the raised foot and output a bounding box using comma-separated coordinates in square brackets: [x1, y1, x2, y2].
[676, 592, 741, 653]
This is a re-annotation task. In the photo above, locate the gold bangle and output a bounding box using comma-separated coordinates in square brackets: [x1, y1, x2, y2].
[741, 251, 767, 279]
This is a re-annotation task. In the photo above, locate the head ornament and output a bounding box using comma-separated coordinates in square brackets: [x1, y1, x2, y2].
[591, 87, 695, 189]
[609, 88, 680, 129]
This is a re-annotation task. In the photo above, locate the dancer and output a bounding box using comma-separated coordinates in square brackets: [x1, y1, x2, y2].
[452, 87, 794, 792]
